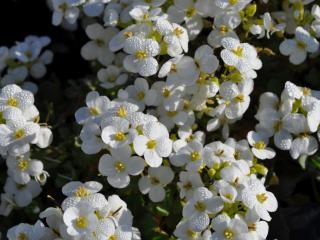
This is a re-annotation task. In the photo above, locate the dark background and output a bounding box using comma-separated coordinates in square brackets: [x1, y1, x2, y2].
[0, 0, 320, 239]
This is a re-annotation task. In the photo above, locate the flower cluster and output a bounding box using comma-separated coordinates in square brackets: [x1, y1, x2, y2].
[0, 36, 53, 92]
[6, 180, 141, 240]
[6, 0, 320, 238]
[0, 84, 53, 216]
[172, 136, 277, 239]
[255, 81, 320, 160]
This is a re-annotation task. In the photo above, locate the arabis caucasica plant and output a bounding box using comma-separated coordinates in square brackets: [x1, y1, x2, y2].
[4, 0, 320, 239]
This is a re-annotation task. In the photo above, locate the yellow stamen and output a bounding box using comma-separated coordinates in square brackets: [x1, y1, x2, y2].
[232, 47, 244, 57]
[114, 161, 126, 172]
[7, 97, 18, 107]
[14, 129, 25, 139]
[75, 216, 88, 229]
[254, 141, 266, 150]
[256, 193, 268, 203]
[191, 151, 200, 161]
[115, 131, 126, 141]
[224, 229, 234, 239]
[147, 139, 157, 149]
[117, 106, 127, 118]
[194, 201, 206, 212]
[75, 186, 90, 198]
[135, 50, 148, 60]
[17, 159, 29, 171]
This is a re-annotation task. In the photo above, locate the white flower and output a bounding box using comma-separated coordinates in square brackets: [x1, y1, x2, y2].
[170, 140, 204, 171]
[99, 146, 145, 188]
[125, 77, 157, 110]
[75, 91, 111, 125]
[183, 187, 224, 232]
[241, 178, 278, 221]
[208, 14, 240, 48]
[221, 37, 262, 73]
[194, 45, 219, 74]
[215, 0, 252, 11]
[63, 202, 98, 236]
[133, 121, 172, 167]
[7, 153, 44, 184]
[247, 131, 275, 160]
[81, 23, 118, 66]
[211, 214, 249, 240]
[80, 122, 105, 154]
[4, 177, 41, 207]
[279, 26, 319, 65]
[7, 221, 47, 240]
[129, 5, 162, 22]
[138, 166, 174, 202]
[0, 84, 34, 112]
[177, 171, 204, 200]
[155, 19, 189, 56]
[51, 0, 80, 26]
[97, 65, 128, 89]
[289, 134, 318, 159]
[123, 36, 160, 77]
[174, 220, 201, 240]
[173, 126, 205, 152]
[62, 181, 103, 197]
[165, 56, 199, 86]
[101, 117, 132, 148]
[203, 141, 235, 168]
[0, 116, 40, 156]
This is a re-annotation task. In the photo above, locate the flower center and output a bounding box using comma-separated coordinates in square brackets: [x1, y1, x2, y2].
[58, 3, 68, 12]
[186, 7, 197, 18]
[14, 129, 25, 139]
[234, 94, 245, 102]
[191, 151, 201, 161]
[256, 193, 268, 203]
[273, 121, 282, 132]
[89, 107, 100, 116]
[224, 193, 234, 201]
[7, 97, 18, 107]
[224, 228, 234, 239]
[115, 131, 126, 141]
[75, 186, 90, 198]
[137, 91, 145, 100]
[95, 38, 105, 47]
[170, 64, 177, 73]
[194, 201, 206, 212]
[75, 216, 88, 229]
[254, 141, 266, 150]
[117, 106, 127, 118]
[109, 235, 118, 240]
[232, 47, 244, 57]
[17, 232, 28, 240]
[162, 88, 171, 97]
[17, 159, 29, 171]
[123, 31, 134, 39]
[147, 139, 157, 149]
[303, 87, 311, 96]
[167, 111, 177, 117]
[220, 25, 229, 34]
[0, 112, 5, 124]
[150, 177, 160, 185]
[114, 161, 126, 172]
[183, 182, 193, 190]
[186, 229, 197, 238]
[248, 223, 257, 231]
[174, 27, 184, 37]
[296, 40, 306, 49]
[135, 50, 148, 60]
